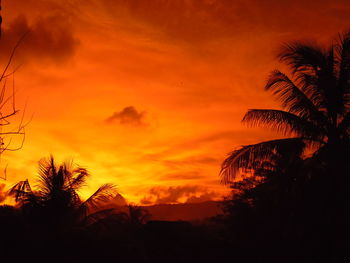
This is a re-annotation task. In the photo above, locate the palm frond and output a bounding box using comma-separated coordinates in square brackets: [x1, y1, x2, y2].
[83, 208, 118, 226]
[242, 109, 323, 139]
[265, 70, 327, 125]
[279, 42, 343, 118]
[220, 138, 305, 184]
[8, 179, 34, 203]
[278, 43, 332, 110]
[336, 30, 350, 109]
[36, 157, 55, 196]
[279, 42, 326, 75]
[339, 111, 350, 132]
[81, 184, 118, 212]
[295, 72, 325, 108]
[69, 167, 89, 190]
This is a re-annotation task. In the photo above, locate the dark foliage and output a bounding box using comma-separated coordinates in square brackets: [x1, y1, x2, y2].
[220, 30, 350, 262]
[0, 157, 229, 263]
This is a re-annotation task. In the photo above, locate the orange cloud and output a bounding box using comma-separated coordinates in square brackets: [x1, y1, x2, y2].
[140, 185, 221, 205]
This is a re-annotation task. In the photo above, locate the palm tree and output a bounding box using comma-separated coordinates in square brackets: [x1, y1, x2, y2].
[220, 30, 350, 260]
[9, 156, 118, 231]
[221, 30, 350, 184]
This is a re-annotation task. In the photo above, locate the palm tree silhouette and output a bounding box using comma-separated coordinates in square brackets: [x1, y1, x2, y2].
[9, 156, 117, 231]
[220, 30, 350, 261]
[221, 30, 350, 183]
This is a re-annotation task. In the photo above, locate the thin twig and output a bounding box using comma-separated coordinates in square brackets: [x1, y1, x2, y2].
[0, 31, 29, 83]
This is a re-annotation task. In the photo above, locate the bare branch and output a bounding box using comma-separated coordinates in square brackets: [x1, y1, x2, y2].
[0, 33, 31, 180]
[0, 31, 29, 83]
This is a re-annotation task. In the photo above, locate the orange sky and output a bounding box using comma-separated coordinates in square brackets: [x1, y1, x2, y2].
[0, 0, 349, 204]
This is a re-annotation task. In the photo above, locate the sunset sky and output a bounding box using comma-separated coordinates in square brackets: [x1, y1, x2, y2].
[0, 0, 349, 204]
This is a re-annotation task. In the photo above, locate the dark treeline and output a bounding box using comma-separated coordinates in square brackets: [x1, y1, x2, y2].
[2, 30, 350, 262]
[1, 157, 228, 263]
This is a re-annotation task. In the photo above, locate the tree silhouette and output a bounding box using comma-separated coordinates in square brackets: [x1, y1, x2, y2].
[9, 156, 117, 232]
[221, 30, 350, 183]
[220, 30, 350, 262]
[0, 34, 29, 179]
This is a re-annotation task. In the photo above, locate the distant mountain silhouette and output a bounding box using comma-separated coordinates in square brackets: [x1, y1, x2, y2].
[105, 193, 128, 206]
[139, 201, 221, 221]
[100, 195, 221, 221]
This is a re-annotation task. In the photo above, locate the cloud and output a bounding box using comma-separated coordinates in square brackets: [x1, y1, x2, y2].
[0, 14, 79, 64]
[105, 106, 146, 125]
[97, 0, 250, 44]
[140, 185, 220, 204]
[98, 0, 350, 46]
[162, 156, 219, 169]
[161, 171, 205, 181]
[186, 192, 219, 204]
[0, 184, 7, 203]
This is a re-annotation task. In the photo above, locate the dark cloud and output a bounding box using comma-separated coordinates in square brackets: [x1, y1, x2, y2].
[105, 106, 146, 125]
[0, 14, 79, 64]
[140, 185, 220, 204]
